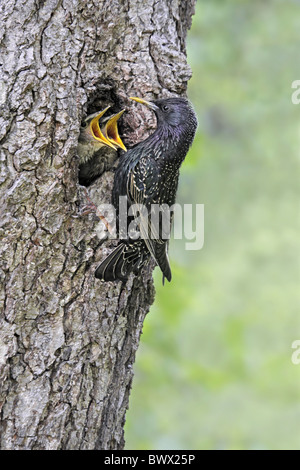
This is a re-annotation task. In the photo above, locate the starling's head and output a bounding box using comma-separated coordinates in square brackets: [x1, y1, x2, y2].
[130, 96, 197, 129]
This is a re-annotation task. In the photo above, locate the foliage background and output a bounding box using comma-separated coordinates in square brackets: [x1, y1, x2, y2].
[125, 0, 300, 450]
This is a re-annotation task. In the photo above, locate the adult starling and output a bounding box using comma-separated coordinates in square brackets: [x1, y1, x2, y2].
[95, 96, 198, 283]
[78, 107, 126, 186]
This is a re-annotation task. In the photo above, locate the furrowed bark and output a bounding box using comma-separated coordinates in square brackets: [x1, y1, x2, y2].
[0, 0, 195, 450]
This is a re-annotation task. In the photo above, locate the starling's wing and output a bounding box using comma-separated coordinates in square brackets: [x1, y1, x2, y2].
[147, 169, 179, 283]
[127, 156, 172, 282]
[128, 164, 157, 262]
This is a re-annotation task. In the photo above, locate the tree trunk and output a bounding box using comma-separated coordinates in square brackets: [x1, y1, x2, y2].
[0, 0, 195, 450]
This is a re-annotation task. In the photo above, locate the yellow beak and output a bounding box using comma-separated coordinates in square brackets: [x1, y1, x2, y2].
[89, 107, 117, 150]
[102, 110, 127, 151]
[130, 96, 159, 111]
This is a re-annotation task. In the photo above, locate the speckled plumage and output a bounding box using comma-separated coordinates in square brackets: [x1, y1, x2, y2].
[95, 97, 198, 282]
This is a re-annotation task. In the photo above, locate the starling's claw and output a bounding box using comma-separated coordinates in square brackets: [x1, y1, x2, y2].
[89, 107, 117, 150]
[102, 110, 127, 152]
[80, 187, 114, 234]
[130, 96, 159, 111]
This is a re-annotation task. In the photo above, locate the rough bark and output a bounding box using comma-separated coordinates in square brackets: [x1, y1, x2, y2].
[0, 0, 195, 450]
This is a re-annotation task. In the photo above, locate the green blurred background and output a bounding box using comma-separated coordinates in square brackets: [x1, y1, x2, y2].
[125, 0, 300, 450]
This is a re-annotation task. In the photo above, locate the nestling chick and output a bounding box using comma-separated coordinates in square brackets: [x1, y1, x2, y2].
[78, 107, 126, 186]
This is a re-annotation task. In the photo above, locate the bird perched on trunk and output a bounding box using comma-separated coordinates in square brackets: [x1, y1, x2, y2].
[78, 106, 127, 186]
[95, 96, 198, 283]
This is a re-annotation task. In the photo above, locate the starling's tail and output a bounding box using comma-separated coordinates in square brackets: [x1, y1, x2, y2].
[95, 241, 149, 282]
[155, 242, 172, 284]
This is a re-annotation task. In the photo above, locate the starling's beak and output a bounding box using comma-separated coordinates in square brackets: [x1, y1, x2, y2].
[130, 97, 159, 111]
[102, 110, 127, 152]
[89, 107, 117, 150]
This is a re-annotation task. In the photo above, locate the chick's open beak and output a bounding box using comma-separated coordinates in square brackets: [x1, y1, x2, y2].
[102, 110, 127, 151]
[130, 96, 159, 111]
[89, 107, 117, 150]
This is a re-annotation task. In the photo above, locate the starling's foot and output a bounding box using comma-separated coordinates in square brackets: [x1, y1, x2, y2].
[79, 201, 98, 217]
[78, 186, 98, 215]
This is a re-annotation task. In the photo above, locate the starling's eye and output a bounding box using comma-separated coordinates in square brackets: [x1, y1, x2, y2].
[81, 121, 88, 129]
[162, 105, 169, 112]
